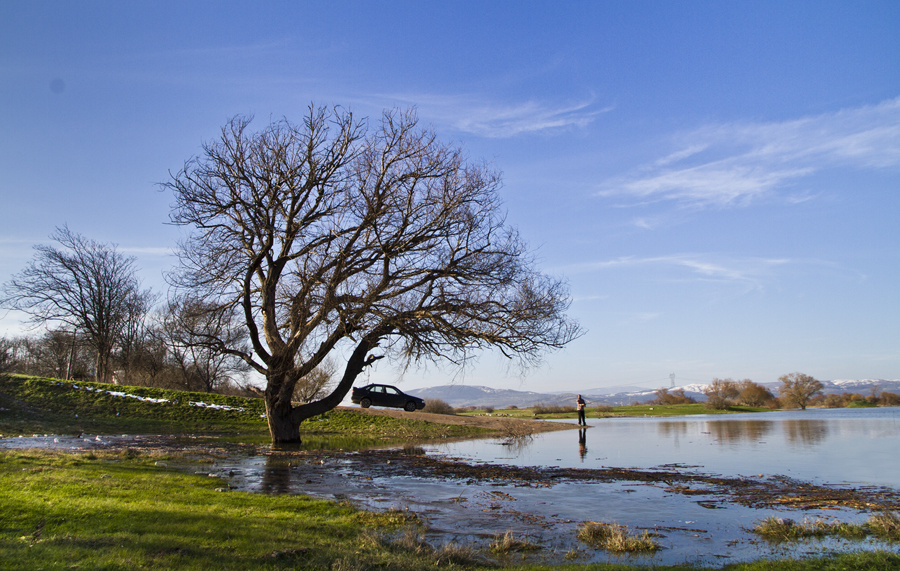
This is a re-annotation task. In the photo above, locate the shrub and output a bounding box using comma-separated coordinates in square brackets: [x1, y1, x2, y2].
[704, 378, 739, 410]
[422, 399, 456, 415]
[651, 388, 696, 405]
[737, 379, 775, 407]
[532, 403, 576, 415]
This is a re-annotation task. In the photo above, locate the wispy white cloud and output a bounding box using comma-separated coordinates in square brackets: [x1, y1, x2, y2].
[565, 254, 792, 292]
[378, 93, 611, 138]
[450, 99, 613, 138]
[598, 97, 900, 207]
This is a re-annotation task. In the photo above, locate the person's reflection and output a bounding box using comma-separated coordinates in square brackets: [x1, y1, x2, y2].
[578, 428, 588, 461]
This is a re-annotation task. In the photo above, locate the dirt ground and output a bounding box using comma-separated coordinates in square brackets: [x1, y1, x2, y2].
[335, 405, 578, 433]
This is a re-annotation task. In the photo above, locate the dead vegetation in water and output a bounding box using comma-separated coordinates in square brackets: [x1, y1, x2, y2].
[340, 450, 900, 513]
[577, 522, 659, 553]
[489, 530, 542, 554]
[366, 526, 486, 567]
[753, 512, 900, 544]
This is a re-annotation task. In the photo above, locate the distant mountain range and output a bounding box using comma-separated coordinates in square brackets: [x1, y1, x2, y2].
[409, 379, 900, 408]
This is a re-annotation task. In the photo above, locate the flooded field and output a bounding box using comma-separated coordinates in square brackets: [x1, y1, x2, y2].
[5, 407, 899, 566]
[218, 407, 900, 566]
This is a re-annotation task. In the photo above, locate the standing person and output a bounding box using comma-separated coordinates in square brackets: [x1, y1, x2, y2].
[576, 394, 586, 426]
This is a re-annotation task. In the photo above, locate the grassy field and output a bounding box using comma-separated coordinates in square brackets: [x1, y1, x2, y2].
[2, 374, 899, 570]
[0, 373, 489, 444]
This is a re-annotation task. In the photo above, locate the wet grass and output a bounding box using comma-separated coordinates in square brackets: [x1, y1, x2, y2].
[753, 512, 900, 544]
[0, 449, 436, 570]
[489, 531, 542, 555]
[576, 522, 659, 553]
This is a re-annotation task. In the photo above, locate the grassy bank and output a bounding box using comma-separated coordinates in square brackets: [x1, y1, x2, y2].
[0, 374, 490, 443]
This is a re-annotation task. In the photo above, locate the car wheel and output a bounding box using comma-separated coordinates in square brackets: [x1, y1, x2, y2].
[404, 401, 417, 412]
[360, 398, 371, 408]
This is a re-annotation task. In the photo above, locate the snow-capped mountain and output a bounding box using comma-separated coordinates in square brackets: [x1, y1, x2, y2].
[409, 379, 900, 408]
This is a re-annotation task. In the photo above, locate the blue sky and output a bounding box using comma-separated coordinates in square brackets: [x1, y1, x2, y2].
[1, 1, 898, 391]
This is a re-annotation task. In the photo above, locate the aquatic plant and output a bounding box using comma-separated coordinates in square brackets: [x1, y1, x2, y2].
[576, 521, 659, 553]
[753, 514, 900, 544]
[489, 530, 541, 554]
[867, 512, 900, 541]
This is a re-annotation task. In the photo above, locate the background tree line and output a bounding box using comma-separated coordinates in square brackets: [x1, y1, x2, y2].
[650, 373, 899, 410]
[0, 228, 334, 402]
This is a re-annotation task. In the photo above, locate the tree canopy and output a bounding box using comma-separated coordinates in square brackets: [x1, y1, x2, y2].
[778, 372, 824, 410]
[165, 105, 583, 442]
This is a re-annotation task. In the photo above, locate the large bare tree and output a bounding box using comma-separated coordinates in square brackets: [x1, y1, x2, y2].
[165, 106, 582, 443]
[1, 226, 154, 383]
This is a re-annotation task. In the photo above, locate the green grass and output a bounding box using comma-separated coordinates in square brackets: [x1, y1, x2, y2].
[0, 449, 450, 570]
[0, 374, 489, 443]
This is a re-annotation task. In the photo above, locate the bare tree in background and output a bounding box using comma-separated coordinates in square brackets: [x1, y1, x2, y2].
[160, 296, 250, 392]
[165, 105, 583, 443]
[292, 357, 337, 403]
[703, 378, 740, 409]
[1, 227, 154, 383]
[778, 372, 824, 410]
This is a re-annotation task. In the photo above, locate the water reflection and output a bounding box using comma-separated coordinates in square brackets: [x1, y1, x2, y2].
[657, 417, 828, 447]
[783, 419, 828, 445]
[260, 455, 292, 495]
[578, 428, 587, 461]
[706, 420, 772, 443]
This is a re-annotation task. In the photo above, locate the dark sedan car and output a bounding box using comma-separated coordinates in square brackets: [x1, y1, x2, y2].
[351, 383, 425, 412]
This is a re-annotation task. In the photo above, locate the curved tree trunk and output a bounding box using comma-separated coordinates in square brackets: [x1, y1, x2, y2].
[264, 332, 385, 444]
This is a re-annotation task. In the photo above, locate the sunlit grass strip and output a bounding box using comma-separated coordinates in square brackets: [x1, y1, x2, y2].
[753, 513, 900, 544]
[576, 521, 659, 553]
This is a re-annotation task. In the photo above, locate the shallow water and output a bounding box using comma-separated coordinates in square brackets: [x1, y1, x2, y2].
[438, 407, 900, 488]
[5, 408, 899, 566]
[213, 408, 900, 566]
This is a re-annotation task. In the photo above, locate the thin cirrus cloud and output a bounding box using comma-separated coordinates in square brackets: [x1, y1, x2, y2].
[451, 99, 612, 138]
[389, 93, 611, 138]
[598, 97, 900, 208]
[566, 254, 792, 291]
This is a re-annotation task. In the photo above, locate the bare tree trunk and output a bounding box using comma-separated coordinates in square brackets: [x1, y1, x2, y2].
[265, 333, 384, 443]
